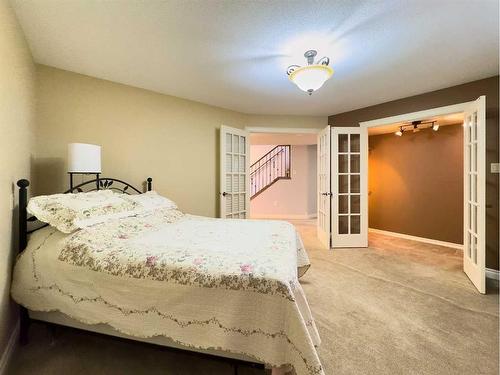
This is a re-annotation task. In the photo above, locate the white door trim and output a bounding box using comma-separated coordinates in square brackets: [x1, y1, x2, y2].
[359, 98, 488, 293]
[359, 102, 473, 129]
[244, 126, 321, 134]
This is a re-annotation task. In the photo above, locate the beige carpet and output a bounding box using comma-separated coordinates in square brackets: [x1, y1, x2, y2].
[8, 220, 499, 375]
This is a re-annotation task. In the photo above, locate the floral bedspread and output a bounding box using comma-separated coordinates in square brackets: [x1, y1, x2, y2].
[12, 209, 323, 375]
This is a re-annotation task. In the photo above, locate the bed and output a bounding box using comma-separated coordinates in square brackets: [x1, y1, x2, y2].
[11, 177, 323, 375]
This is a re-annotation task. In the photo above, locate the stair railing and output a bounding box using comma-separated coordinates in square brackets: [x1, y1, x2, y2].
[250, 145, 291, 199]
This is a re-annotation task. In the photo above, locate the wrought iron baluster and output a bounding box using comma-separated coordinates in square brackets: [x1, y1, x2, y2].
[250, 145, 291, 199]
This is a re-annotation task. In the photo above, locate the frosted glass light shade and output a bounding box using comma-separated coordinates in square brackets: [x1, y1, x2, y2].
[68, 143, 101, 173]
[289, 65, 333, 94]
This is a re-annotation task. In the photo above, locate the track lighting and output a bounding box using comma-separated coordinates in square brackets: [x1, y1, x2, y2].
[395, 120, 440, 137]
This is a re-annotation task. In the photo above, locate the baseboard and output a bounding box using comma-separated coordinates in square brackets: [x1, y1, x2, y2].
[251, 213, 317, 220]
[0, 322, 19, 375]
[368, 228, 464, 250]
[486, 268, 500, 281]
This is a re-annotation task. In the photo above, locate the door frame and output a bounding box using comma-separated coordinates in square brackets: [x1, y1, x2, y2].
[244, 126, 322, 219]
[358, 99, 488, 289]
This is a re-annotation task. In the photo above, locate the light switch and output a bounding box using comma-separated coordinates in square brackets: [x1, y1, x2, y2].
[491, 163, 500, 174]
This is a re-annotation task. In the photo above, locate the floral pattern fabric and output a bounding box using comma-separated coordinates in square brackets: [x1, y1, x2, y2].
[11, 210, 322, 375]
[59, 209, 307, 301]
[27, 190, 140, 233]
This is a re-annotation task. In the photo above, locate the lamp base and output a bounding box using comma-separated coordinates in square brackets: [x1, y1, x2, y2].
[68, 172, 101, 191]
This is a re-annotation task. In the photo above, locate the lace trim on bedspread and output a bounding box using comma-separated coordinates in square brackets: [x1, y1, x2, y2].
[20, 221, 322, 374]
[25, 283, 322, 375]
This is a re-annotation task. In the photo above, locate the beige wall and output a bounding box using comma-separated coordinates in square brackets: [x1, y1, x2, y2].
[0, 0, 35, 360]
[246, 114, 327, 129]
[369, 124, 463, 244]
[34, 65, 326, 218]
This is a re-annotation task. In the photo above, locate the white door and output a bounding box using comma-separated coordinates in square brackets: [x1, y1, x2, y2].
[463, 96, 486, 293]
[331, 127, 368, 247]
[317, 126, 331, 248]
[220, 125, 250, 219]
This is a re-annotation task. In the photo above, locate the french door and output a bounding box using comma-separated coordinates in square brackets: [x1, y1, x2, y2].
[317, 126, 331, 248]
[220, 126, 250, 219]
[463, 96, 486, 293]
[331, 127, 368, 247]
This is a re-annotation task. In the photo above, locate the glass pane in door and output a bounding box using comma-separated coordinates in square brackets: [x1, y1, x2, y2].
[339, 134, 348, 152]
[339, 215, 349, 234]
[350, 216, 360, 234]
[350, 134, 360, 152]
[350, 154, 360, 173]
[351, 195, 360, 214]
[339, 195, 348, 214]
[339, 175, 349, 193]
[339, 155, 349, 173]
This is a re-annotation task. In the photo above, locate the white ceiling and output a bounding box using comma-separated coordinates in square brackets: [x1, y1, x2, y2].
[368, 112, 465, 136]
[12, 0, 499, 116]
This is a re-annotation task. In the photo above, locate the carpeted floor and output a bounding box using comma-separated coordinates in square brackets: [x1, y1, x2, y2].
[8, 220, 499, 375]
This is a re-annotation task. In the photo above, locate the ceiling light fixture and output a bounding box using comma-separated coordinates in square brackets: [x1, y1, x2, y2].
[412, 120, 421, 133]
[395, 120, 440, 137]
[286, 50, 333, 95]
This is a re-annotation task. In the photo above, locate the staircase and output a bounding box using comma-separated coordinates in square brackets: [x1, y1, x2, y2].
[250, 145, 291, 199]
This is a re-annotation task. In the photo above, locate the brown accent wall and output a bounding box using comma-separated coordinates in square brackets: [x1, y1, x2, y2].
[369, 124, 463, 244]
[329, 76, 499, 270]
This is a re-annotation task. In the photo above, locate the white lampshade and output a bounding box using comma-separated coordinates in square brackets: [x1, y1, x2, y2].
[68, 143, 102, 173]
[289, 65, 333, 94]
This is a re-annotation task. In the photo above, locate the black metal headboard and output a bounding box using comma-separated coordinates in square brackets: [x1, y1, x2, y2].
[16, 177, 152, 255]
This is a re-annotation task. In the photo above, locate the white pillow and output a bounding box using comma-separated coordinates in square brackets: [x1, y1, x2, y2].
[123, 191, 177, 213]
[27, 190, 140, 233]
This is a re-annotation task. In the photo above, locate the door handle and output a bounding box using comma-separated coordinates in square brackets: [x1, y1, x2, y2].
[321, 192, 333, 196]
[221, 192, 228, 197]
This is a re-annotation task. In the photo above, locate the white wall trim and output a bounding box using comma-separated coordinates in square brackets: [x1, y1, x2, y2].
[486, 268, 500, 281]
[369, 228, 464, 250]
[358, 101, 473, 129]
[0, 322, 19, 375]
[245, 127, 321, 134]
[251, 213, 317, 220]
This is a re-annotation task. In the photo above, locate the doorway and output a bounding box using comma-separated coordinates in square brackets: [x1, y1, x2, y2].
[359, 97, 487, 293]
[247, 129, 318, 220]
[318, 97, 487, 293]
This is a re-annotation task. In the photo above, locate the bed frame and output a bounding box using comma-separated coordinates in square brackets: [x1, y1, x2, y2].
[16, 177, 272, 374]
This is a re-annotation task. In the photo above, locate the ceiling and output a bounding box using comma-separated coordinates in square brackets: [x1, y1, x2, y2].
[368, 113, 465, 136]
[12, 0, 499, 116]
